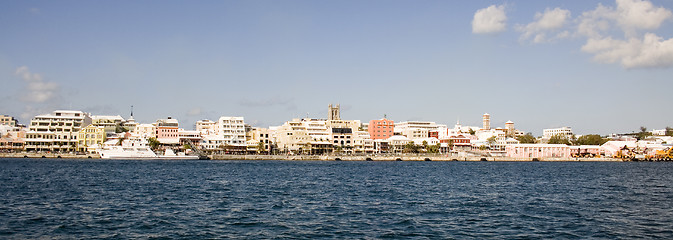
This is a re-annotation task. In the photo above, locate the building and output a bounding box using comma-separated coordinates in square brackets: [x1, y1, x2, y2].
[91, 115, 125, 133]
[275, 122, 312, 154]
[217, 116, 247, 151]
[506, 144, 571, 159]
[195, 119, 217, 135]
[483, 113, 490, 130]
[178, 129, 201, 146]
[327, 119, 360, 153]
[24, 110, 92, 152]
[0, 124, 24, 152]
[387, 135, 412, 153]
[395, 121, 446, 132]
[77, 125, 106, 152]
[395, 120, 447, 142]
[0, 115, 18, 127]
[353, 131, 375, 154]
[543, 127, 573, 139]
[441, 134, 474, 151]
[369, 118, 394, 140]
[328, 104, 340, 121]
[155, 117, 180, 145]
[246, 127, 273, 153]
[134, 123, 156, 139]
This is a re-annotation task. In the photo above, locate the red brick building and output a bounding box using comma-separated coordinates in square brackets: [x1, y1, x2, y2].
[369, 118, 394, 140]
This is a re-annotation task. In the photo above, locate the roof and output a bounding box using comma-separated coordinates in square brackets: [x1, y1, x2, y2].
[387, 135, 410, 141]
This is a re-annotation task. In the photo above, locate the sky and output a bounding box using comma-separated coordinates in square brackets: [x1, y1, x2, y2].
[1, 0, 672, 136]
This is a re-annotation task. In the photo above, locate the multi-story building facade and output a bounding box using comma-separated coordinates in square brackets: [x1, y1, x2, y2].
[353, 131, 374, 154]
[217, 117, 246, 150]
[24, 110, 92, 152]
[369, 118, 394, 140]
[178, 129, 201, 146]
[77, 125, 106, 152]
[543, 127, 573, 140]
[0, 124, 24, 152]
[0, 115, 18, 127]
[195, 119, 217, 135]
[134, 123, 156, 139]
[506, 144, 571, 158]
[155, 117, 180, 144]
[275, 121, 311, 154]
[91, 115, 125, 133]
[327, 119, 360, 153]
[246, 127, 273, 153]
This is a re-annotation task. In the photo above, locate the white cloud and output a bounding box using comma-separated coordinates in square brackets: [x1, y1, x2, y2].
[472, 5, 507, 34]
[615, 0, 672, 35]
[577, 0, 673, 68]
[15, 66, 60, 103]
[578, 0, 672, 38]
[518, 8, 571, 43]
[582, 33, 673, 69]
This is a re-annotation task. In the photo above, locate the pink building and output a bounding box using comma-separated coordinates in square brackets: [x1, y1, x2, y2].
[506, 144, 571, 159]
[369, 118, 394, 140]
[156, 117, 180, 144]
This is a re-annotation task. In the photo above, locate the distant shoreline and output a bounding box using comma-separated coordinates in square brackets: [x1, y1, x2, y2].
[0, 153, 625, 162]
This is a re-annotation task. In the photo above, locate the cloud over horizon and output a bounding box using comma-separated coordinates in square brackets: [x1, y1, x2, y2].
[577, 0, 673, 69]
[481, 0, 673, 69]
[15, 66, 60, 103]
[517, 8, 571, 43]
[472, 5, 507, 34]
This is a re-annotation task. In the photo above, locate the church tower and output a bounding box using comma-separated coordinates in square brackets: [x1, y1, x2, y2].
[482, 113, 490, 130]
[328, 104, 341, 120]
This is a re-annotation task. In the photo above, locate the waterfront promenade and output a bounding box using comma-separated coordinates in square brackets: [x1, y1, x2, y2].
[0, 153, 622, 161]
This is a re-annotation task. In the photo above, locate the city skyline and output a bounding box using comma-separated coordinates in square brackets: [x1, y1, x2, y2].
[2, 0, 672, 135]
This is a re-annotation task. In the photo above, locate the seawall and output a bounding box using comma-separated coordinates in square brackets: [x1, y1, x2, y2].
[208, 154, 622, 162]
[0, 153, 623, 161]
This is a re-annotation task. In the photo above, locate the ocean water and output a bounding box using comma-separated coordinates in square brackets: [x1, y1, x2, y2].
[1, 159, 672, 239]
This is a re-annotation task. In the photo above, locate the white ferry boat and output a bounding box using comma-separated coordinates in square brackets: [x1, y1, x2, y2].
[99, 146, 158, 159]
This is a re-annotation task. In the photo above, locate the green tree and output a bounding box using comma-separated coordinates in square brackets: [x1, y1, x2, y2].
[548, 134, 571, 145]
[426, 143, 440, 153]
[469, 128, 476, 135]
[257, 141, 265, 154]
[576, 134, 608, 145]
[637, 126, 652, 140]
[403, 142, 419, 153]
[666, 127, 673, 136]
[148, 137, 160, 151]
[516, 133, 537, 144]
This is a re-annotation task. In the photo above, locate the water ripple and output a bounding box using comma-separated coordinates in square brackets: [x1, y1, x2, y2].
[1, 159, 673, 239]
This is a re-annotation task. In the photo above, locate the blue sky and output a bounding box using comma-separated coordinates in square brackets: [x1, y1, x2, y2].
[1, 0, 672, 136]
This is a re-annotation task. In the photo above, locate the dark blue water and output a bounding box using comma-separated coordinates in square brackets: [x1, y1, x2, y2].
[1, 159, 672, 239]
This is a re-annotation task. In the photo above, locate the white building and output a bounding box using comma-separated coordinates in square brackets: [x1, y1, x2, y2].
[395, 121, 447, 132]
[195, 119, 217, 135]
[353, 130, 374, 153]
[133, 123, 156, 139]
[217, 116, 247, 147]
[543, 127, 573, 139]
[24, 110, 92, 152]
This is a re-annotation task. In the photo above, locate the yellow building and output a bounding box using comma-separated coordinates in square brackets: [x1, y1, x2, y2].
[77, 125, 106, 152]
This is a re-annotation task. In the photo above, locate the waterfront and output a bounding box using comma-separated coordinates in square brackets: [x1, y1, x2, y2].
[1, 159, 673, 239]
